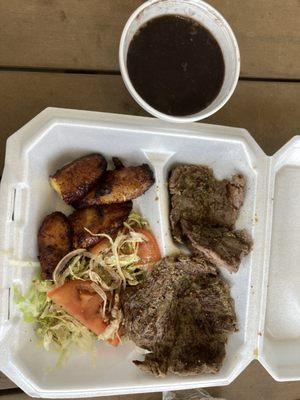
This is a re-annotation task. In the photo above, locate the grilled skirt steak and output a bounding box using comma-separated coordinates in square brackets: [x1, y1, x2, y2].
[181, 221, 253, 273]
[122, 255, 236, 377]
[169, 165, 252, 272]
[169, 165, 245, 242]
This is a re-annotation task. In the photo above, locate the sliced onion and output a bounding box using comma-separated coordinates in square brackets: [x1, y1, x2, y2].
[90, 282, 108, 318]
[53, 249, 85, 285]
[89, 270, 112, 291]
[97, 293, 122, 341]
[83, 229, 114, 246]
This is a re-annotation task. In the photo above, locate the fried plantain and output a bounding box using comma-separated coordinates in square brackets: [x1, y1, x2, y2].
[38, 211, 73, 280]
[112, 157, 124, 170]
[69, 201, 132, 249]
[78, 164, 154, 207]
[50, 153, 107, 205]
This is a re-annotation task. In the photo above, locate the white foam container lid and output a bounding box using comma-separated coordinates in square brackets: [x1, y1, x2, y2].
[0, 108, 299, 398]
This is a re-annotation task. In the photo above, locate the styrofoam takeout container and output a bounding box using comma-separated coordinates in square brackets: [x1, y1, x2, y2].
[0, 108, 299, 398]
[119, 0, 240, 123]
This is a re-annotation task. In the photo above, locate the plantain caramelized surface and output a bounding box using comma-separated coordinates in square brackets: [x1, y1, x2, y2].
[50, 153, 107, 205]
[38, 212, 73, 279]
[78, 164, 154, 207]
[69, 201, 132, 249]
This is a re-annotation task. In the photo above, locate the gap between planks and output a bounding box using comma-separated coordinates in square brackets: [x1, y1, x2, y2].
[0, 66, 299, 84]
[0, 71, 299, 174]
[0, 0, 299, 78]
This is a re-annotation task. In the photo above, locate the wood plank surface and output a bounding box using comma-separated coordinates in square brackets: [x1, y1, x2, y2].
[1, 361, 300, 399]
[0, 71, 299, 172]
[0, 373, 14, 391]
[209, 0, 300, 79]
[209, 361, 300, 400]
[0, 0, 299, 78]
[0, 0, 143, 71]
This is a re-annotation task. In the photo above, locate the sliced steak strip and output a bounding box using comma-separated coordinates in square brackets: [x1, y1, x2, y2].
[169, 165, 246, 243]
[169, 164, 252, 272]
[181, 221, 253, 273]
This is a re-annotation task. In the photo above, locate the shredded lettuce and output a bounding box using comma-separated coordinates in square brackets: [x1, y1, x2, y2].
[56, 226, 148, 289]
[14, 211, 151, 357]
[36, 306, 95, 353]
[13, 280, 53, 323]
[124, 211, 149, 230]
[14, 281, 95, 354]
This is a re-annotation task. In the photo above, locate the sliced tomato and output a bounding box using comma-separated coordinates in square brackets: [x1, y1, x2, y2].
[89, 238, 110, 255]
[136, 229, 161, 265]
[48, 280, 107, 336]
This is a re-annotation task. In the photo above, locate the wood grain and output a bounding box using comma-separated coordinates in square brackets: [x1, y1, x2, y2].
[206, 80, 300, 153]
[0, 0, 143, 71]
[0, 71, 299, 172]
[0, 0, 299, 78]
[209, 0, 300, 79]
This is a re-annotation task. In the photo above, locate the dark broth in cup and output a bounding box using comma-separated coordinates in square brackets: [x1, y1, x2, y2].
[127, 15, 225, 116]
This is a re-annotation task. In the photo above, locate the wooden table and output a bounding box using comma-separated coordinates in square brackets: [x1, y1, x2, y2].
[0, 1, 299, 399]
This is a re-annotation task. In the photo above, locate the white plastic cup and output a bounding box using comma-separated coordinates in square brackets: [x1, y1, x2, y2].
[119, 0, 240, 123]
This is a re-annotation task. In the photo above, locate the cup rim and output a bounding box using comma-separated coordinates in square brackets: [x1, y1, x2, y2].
[119, 0, 240, 123]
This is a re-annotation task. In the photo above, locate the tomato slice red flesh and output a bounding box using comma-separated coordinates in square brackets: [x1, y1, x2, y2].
[48, 280, 107, 335]
[136, 228, 161, 264]
[89, 239, 110, 255]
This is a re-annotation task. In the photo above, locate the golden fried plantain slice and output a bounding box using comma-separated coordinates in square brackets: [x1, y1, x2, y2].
[50, 153, 107, 205]
[38, 212, 73, 280]
[78, 164, 154, 207]
[69, 201, 132, 249]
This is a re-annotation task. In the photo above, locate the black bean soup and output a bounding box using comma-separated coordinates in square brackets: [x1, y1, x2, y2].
[127, 15, 225, 116]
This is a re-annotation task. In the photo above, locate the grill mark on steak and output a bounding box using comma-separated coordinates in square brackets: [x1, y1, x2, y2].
[169, 164, 252, 272]
[122, 255, 236, 377]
